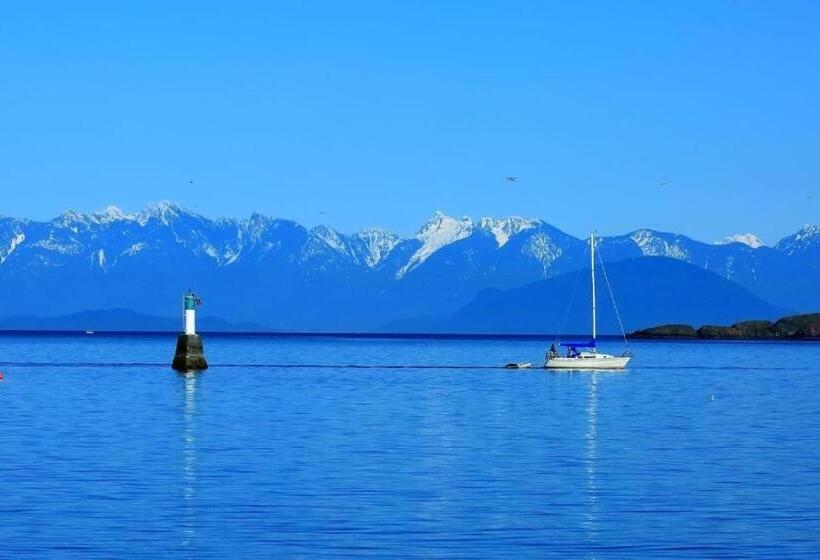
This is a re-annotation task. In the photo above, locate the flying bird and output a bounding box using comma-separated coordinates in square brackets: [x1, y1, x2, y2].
[505, 176, 519, 183]
[659, 179, 671, 187]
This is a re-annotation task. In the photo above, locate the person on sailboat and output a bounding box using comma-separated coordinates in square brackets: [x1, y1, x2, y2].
[547, 343, 559, 361]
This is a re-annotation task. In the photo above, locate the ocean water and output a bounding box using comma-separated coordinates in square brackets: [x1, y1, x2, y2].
[0, 334, 818, 559]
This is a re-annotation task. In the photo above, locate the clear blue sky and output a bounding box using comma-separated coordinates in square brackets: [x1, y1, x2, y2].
[1, 1, 818, 242]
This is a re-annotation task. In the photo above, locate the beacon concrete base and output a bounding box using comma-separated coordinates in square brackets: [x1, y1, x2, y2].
[172, 333, 208, 372]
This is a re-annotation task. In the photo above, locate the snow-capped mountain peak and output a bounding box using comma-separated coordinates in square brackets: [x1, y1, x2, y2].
[56, 210, 88, 228]
[242, 212, 277, 242]
[3, 203, 820, 333]
[417, 212, 474, 242]
[352, 228, 401, 268]
[397, 212, 474, 277]
[141, 201, 187, 225]
[716, 233, 764, 249]
[796, 224, 819, 238]
[479, 216, 537, 247]
[311, 225, 348, 253]
[629, 229, 689, 259]
[94, 205, 132, 223]
[774, 224, 820, 255]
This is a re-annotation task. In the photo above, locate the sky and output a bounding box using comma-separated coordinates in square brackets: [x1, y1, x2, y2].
[1, 1, 818, 243]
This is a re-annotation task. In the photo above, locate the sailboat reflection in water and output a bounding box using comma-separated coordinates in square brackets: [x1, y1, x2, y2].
[584, 374, 600, 554]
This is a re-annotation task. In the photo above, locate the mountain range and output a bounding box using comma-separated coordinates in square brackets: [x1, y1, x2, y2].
[385, 258, 785, 334]
[0, 309, 265, 333]
[0, 202, 817, 333]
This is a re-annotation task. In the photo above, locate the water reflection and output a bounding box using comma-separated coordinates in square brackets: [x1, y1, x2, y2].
[584, 373, 599, 558]
[181, 372, 198, 547]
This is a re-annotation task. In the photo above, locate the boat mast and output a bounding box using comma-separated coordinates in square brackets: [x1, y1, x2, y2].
[591, 232, 597, 344]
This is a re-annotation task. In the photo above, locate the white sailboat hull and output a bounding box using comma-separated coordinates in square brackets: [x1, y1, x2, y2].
[545, 354, 631, 370]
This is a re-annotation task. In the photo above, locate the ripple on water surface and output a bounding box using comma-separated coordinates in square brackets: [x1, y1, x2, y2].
[0, 334, 819, 558]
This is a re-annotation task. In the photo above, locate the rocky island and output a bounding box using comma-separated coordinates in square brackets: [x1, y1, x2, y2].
[630, 313, 820, 340]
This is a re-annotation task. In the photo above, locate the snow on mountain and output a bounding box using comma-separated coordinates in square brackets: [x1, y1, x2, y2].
[141, 200, 186, 225]
[32, 236, 82, 255]
[716, 233, 765, 249]
[2, 205, 812, 276]
[241, 212, 274, 242]
[93, 205, 138, 224]
[629, 229, 690, 260]
[351, 229, 401, 268]
[397, 213, 475, 277]
[0, 217, 28, 265]
[311, 225, 349, 254]
[0, 232, 26, 264]
[300, 225, 402, 269]
[774, 224, 820, 256]
[522, 232, 564, 275]
[479, 217, 537, 247]
[122, 242, 146, 257]
[1, 202, 818, 290]
[96, 249, 107, 268]
[3, 203, 820, 330]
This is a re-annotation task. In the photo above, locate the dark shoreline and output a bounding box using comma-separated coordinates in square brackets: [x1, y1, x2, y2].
[629, 313, 820, 341]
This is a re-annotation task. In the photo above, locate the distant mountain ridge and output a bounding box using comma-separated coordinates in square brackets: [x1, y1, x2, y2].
[383, 258, 786, 335]
[0, 203, 817, 331]
[0, 308, 265, 332]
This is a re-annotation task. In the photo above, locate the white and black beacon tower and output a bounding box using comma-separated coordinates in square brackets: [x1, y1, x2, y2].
[172, 291, 208, 372]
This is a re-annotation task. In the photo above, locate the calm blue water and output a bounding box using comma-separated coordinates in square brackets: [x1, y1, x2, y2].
[0, 334, 818, 559]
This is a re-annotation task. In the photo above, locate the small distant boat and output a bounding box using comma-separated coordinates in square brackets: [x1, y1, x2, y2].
[84, 330, 95, 335]
[545, 232, 632, 370]
[505, 362, 532, 369]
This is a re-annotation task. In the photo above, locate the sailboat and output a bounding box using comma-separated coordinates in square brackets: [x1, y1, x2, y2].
[545, 232, 631, 370]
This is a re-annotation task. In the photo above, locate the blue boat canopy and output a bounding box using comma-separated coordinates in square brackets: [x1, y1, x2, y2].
[560, 340, 597, 348]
